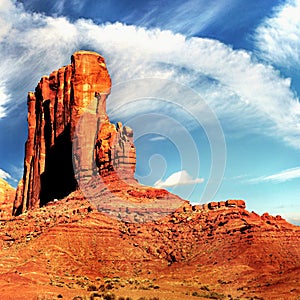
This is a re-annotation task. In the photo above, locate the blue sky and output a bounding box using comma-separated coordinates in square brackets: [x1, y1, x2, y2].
[0, 0, 300, 224]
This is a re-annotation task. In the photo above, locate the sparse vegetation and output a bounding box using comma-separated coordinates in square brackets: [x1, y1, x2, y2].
[191, 290, 226, 299]
[87, 284, 98, 291]
[69, 294, 157, 300]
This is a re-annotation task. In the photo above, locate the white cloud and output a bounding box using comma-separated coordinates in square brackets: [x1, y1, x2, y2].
[249, 167, 300, 183]
[0, 0, 300, 150]
[148, 136, 167, 142]
[0, 168, 13, 181]
[154, 170, 204, 188]
[133, 0, 234, 36]
[285, 211, 300, 225]
[0, 84, 10, 118]
[254, 0, 300, 68]
[0, 0, 15, 40]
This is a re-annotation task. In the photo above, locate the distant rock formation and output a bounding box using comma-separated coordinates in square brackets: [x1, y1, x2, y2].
[0, 178, 15, 220]
[191, 199, 246, 211]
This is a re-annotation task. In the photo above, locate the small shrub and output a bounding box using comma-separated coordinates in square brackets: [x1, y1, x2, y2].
[103, 292, 116, 300]
[205, 292, 226, 299]
[106, 283, 114, 290]
[90, 292, 104, 300]
[200, 285, 210, 291]
[87, 284, 98, 291]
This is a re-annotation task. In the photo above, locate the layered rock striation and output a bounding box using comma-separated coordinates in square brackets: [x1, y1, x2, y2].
[95, 121, 136, 176]
[1, 193, 300, 299]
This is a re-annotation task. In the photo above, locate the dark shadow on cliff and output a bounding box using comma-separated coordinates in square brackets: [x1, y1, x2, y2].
[39, 100, 77, 206]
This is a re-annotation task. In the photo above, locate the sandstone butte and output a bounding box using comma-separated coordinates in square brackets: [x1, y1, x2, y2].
[0, 51, 299, 300]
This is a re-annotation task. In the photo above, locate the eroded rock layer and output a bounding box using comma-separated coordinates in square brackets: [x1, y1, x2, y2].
[95, 121, 136, 176]
[1, 195, 300, 299]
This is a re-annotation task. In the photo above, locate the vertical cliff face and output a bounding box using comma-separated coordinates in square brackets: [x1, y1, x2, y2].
[13, 51, 136, 215]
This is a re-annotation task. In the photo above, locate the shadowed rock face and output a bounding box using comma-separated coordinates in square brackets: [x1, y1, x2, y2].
[13, 51, 182, 218]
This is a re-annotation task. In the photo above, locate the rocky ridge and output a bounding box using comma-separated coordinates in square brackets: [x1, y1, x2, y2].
[0, 193, 300, 299]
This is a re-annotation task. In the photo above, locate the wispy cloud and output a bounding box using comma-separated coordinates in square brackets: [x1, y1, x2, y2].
[130, 0, 233, 36]
[254, 0, 300, 68]
[0, 84, 10, 118]
[0, 0, 300, 150]
[148, 136, 167, 142]
[154, 170, 204, 188]
[249, 167, 300, 183]
[0, 168, 15, 181]
[285, 212, 300, 225]
[224, 174, 249, 181]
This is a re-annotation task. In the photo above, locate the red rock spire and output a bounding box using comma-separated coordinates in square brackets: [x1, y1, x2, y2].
[13, 51, 127, 214]
[13, 50, 184, 222]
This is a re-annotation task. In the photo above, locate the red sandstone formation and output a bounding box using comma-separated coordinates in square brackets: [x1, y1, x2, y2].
[13, 51, 132, 214]
[13, 51, 183, 219]
[0, 178, 15, 220]
[196, 199, 246, 211]
[13, 51, 113, 214]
